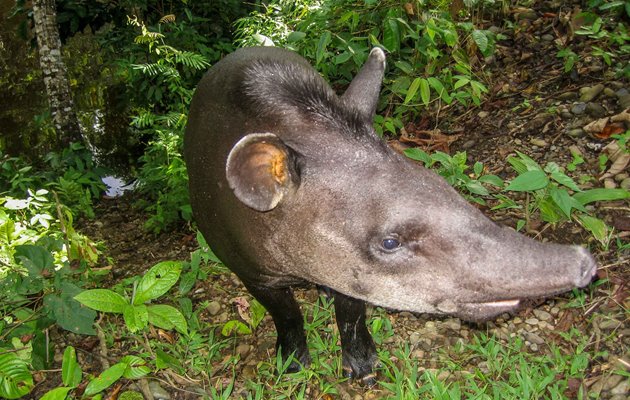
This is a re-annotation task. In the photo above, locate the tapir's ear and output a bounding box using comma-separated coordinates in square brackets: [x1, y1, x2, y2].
[341, 47, 386, 119]
[226, 133, 300, 212]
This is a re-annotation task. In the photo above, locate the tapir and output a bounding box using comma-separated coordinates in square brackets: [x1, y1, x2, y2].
[184, 46, 597, 383]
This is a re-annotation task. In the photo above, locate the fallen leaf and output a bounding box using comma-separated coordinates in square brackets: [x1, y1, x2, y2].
[600, 152, 630, 180]
[583, 117, 609, 134]
[232, 296, 252, 324]
[399, 127, 460, 153]
[610, 107, 630, 123]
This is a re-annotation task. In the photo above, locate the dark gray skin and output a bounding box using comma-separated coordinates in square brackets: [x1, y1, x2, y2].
[184, 46, 597, 384]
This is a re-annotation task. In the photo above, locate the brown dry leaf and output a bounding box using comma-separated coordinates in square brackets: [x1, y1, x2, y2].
[583, 117, 609, 134]
[403, 2, 414, 16]
[555, 310, 575, 332]
[449, 0, 464, 18]
[600, 151, 630, 180]
[233, 296, 252, 324]
[610, 107, 630, 123]
[596, 122, 625, 139]
[399, 127, 460, 152]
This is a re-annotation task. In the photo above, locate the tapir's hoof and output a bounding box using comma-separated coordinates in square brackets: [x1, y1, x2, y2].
[342, 364, 378, 387]
[280, 352, 311, 374]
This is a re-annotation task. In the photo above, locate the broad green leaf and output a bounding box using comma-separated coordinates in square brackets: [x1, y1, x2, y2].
[147, 304, 188, 334]
[419, 78, 430, 105]
[316, 31, 331, 64]
[574, 188, 630, 205]
[473, 161, 483, 176]
[550, 171, 581, 191]
[40, 387, 73, 400]
[507, 156, 528, 174]
[465, 181, 489, 196]
[516, 219, 526, 232]
[46, 283, 97, 335]
[549, 187, 573, 218]
[134, 261, 182, 305]
[472, 30, 488, 52]
[504, 170, 549, 191]
[383, 19, 400, 52]
[62, 347, 82, 387]
[405, 77, 422, 104]
[454, 76, 470, 89]
[578, 215, 610, 247]
[478, 174, 504, 187]
[403, 148, 431, 165]
[286, 31, 306, 43]
[0, 352, 33, 399]
[83, 363, 126, 396]
[120, 356, 151, 379]
[515, 151, 544, 171]
[123, 304, 149, 333]
[249, 299, 267, 329]
[155, 349, 184, 372]
[74, 289, 128, 313]
[334, 51, 352, 65]
[394, 60, 413, 74]
[221, 320, 252, 336]
[427, 77, 452, 103]
[14, 245, 54, 275]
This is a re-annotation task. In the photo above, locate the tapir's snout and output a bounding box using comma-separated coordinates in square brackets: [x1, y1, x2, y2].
[574, 246, 598, 287]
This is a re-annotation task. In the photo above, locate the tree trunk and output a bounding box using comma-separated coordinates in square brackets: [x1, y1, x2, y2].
[32, 0, 82, 146]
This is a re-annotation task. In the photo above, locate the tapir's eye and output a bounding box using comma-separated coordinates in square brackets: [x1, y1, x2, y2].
[381, 238, 401, 251]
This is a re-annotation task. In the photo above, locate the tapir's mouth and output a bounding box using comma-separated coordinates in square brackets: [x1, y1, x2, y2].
[453, 299, 521, 321]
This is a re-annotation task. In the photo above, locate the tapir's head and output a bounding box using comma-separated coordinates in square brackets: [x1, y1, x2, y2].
[223, 47, 597, 321]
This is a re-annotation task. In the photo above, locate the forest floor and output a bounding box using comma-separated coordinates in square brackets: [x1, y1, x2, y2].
[35, 4, 629, 400]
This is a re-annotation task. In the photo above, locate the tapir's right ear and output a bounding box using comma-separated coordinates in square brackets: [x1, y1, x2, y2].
[226, 133, 300, 212]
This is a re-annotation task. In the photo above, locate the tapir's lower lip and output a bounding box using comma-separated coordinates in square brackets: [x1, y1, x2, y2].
[454, 299, 521, 321]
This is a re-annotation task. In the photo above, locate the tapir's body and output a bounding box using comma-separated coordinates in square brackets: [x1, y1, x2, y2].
[185, 46, 596, 382]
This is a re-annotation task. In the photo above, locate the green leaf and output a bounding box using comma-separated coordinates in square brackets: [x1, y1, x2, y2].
[465, 181, 489, 196]
[550, 171, 581, 191]
[45, 283, 97, 335]
[221, 320, 252, 336]
[394, 60, 413, 74]
[516, 219, 526, 232]
[14, 245, 54, 276]
[62, 347, 82, 387]
[577, 215, 610, 247]
[0, 352, 34, 399]
[403, 148, 431, 165]
[155, 349, 183, 372]
[120, 356, 151, 379]
[74, 289, 128, 313]
[40, 387, 73, 400]
[383, 18, 400, 52]
[573, 188, 630, 205]
[316, 31, 331, 64]
[549, 187, 574, 218]
[134, 261, 182, 305]
[147, 304, 188, 334]
[516, 151, 544, 171]
[419, 78, 430, 105]
[123, 304, 149, 333]
[472, 30, 488, 52]
[84, 363, 126, 396]
[405, 77, 422, 104]
[473, 161, 483, 176]
[286, 31, 306, 43]
[478, 174, 504, 187]
[504, 170, 549, 191]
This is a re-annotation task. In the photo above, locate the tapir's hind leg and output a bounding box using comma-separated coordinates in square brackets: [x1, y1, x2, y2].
[332, 290, 378, 385]
[243, 283, 310, 372]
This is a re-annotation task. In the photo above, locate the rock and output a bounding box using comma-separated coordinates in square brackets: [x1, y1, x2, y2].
[616, 88, 630, 109]
[410, 332, 422, 345]
[603, 87, 616, 97]
[586, 102, 607, 118]
[541, 34, 554, 41]
[621, 178, 630, 190]
[149, 381, 171, 400]
[560, 111, 573, 119]
[567, 128, 586, 137]
[571, 103, 587, 115]
[443, 318, 461, 331]
[525, 318, 539, 325]
[614, 173, 628, 182]
[533, 309, 552, 321]
[207, 301, 221, 316]
[604, 178, 617, 189]
[600, 318, 623, 330]
[516, 10, 538, 21]
[530, 138, 547, 147]
[612, 379, 629, 395]
[523, 331, 545, 344]
[579, 84, 605, 102]
[236, 343, 251, 358]
[602, 374, 625, 391]
[558, 92, 578, 101]
[462, 139, 476, 150]
[478, 111, 489, 119]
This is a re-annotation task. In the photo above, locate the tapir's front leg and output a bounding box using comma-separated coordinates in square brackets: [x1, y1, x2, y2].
[332, 290, 377, 385]
[244, 283, 311, 372]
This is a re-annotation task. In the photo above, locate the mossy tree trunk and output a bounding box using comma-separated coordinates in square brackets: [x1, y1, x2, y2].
[32, 0, 83, 147]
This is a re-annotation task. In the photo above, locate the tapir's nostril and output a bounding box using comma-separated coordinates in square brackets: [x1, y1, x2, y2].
[575, 246, 597, 287]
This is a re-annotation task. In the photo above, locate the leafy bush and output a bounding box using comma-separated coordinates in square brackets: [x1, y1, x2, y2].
[235, 0, 497, 134]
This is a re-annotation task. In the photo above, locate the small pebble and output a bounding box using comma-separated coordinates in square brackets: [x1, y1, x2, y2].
[558, 92, 578, 101]
[533, 309, 552, 321]
[579, 84, 605, 102]
[207, 301, 221, 316]
[620, 178, 630, 190]
[614, 173, 628, 182]
[571, 102, 587, 115]
[478, 111, 489, 119]
[567, 128, 585, 137]
[541, 34, 554, 41]
[585, 102, 607, 118]
[530, 138, 547, 147]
